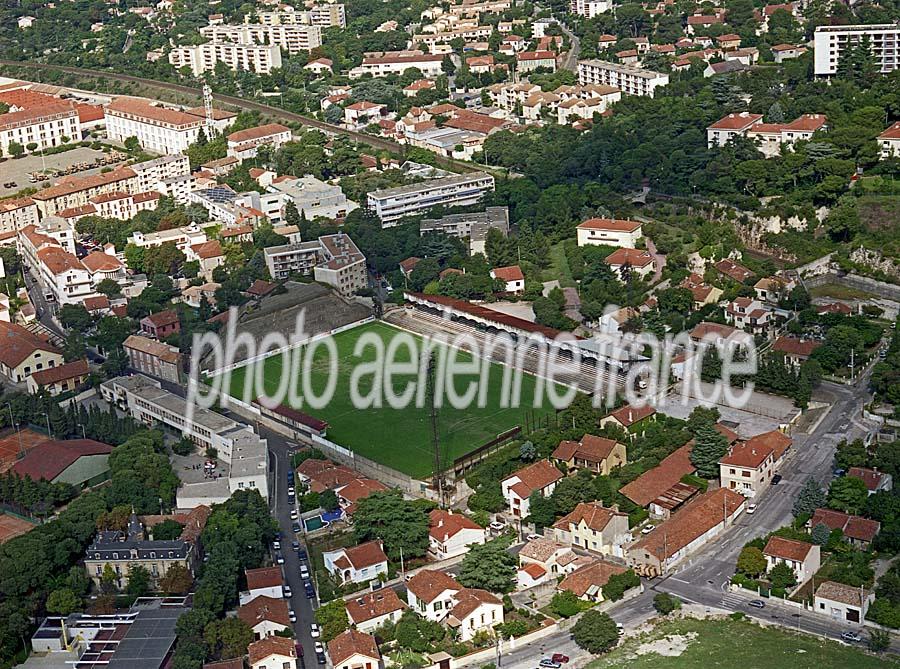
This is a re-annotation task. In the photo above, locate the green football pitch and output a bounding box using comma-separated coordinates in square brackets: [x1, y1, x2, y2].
[223, 321, 560, 479]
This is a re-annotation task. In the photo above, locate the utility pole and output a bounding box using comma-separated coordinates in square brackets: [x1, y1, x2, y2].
[426, 353, 445, 508]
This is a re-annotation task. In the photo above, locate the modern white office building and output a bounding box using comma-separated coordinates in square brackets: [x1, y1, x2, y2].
[367, 172, 495, 225]
[813, 24, 899, 76]
[577, 59, 669, 97]
[101, 374, 269, 507]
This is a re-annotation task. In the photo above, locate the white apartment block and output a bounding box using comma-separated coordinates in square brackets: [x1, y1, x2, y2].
[253, 4, 346, 28]
[169, 41, 282, 76]
[0, 102, 81, 156]
[577, 59, 669, 97]
[268, 175, 359, 220]
[0, 197, 39, 235]
[58, 190, 161, 224]
[448, 0, 511, 16]
[570, 0, 613, 17]
[100, 374, 269, 508]
[130, 154, 192, 192]
[106, 98, 205, 155]
[814, 24, 899, 76]
[349, 51, 446, 78]
[367, 172, 495, 225]
[200, 23, 323, 54]
[413, 26, 493, 51]
[263, 233, 366, 295]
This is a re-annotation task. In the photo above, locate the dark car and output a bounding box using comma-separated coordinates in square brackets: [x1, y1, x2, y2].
[288, 494, 295, 505]
[298, 548, 308, 560]
[292, 522, 302, 533]
[551, 655, 570, 664]
[749, 600, 766, 609]
[295, 643, 304, 656]
[292, 541, 301, 551]
[771, 474, 782, 485]
[316, 653, 327, 665]
[274, 530, 282, 540]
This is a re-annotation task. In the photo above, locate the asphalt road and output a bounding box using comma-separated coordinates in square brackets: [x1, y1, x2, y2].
[557, 21, 581, 73]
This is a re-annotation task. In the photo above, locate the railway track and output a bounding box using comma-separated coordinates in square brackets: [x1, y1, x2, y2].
[0, 59, 484, 173]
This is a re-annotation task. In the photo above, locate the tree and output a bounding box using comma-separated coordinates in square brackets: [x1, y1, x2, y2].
[458, 537, 517, 593]
[204, 617, 253, 660]
[59, 304, 93, 331]
[653, 593, 679, 615]
[126, 565, 151, 597]
[550, 591, 581, 618]
[792, 478, 826, 518]
[811, 523, 831, 545]
[519, 441, 537, 461]
[571, 610, 619, 654]
[100, 563, 119, 594]
[603, 570, 640, 601]
[768, 562, 797, 590]
[315, 599, 349, 641]
[352, 490, 430, 560]
[686, 406, 720, 435]
[96, 278, 121, 298]
[160, 563, 193, 595]
[690, 423, 729, 478]
[869, 628, 890, 653]
[736, 546, 767, 577]
[319, 489, 339, 512]
[46, 588, 79, 616]
[828, 476, 869, 514]
[7, 141, 24, 158]
[152, 519, 185, 540]
[525, 491, 556, 530]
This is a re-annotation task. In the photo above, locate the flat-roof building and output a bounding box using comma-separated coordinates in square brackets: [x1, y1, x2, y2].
[814, 24, 899, 76]
[577, 59, 669, 97]
[367, 172, 495, 225]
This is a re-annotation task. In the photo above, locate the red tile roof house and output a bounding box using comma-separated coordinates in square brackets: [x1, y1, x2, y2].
[603, 248, 655, 281]
[11, 438, 113, 486]
[501, 459, 563, 518]
[551, 434, 627, 475]
[445, 587, 504, 642]
[814, 580, 875, 624]
[599, 403, 657, 436]
[627, 488, 745, 576]
[552, 501, 630, 556]
[405, 569, 462, 621]
[0, 320, 64, 383]
[714, 258, 756, 283]
[140, 309, 180, 340]
[619, 442, 698, 519]
[808, 508, 880, 550]
[26, 358, 90, 396]
[240, 566, 284, 605]
[248, 636, 296, 669]
[763, 536, 820, 585]
[490, 264, 525, 294]
[557, 559, 628, 602]
[772, 336, 822, 369]
[428, 509, 485, 560]
[323, 540, 388, 585]
[346, 589, 407, 633]
[847, 466, 893, 495]
[328, 629, 381, 669]
[336, 478, 389, 515]
[237, 594, 291, 639]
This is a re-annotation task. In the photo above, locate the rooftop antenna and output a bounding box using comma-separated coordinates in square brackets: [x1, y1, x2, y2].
[203, 84, 216, 137]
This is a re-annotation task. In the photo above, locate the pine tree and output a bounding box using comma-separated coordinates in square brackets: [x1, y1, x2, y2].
[689, 423, 729, 478]
[766, 102, 785, 123]
[795, 479, 827, 520]
[811, 523, 831, 545]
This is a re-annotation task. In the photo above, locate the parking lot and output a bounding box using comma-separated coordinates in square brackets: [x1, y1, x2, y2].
[0, 146, 127, 197]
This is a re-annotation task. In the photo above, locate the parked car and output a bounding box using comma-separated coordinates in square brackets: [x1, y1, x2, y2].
[316, 652, 326, 665]
[292, 541, 300, 552]
[292, 522, 302, 533]
[539, 659, 561, 668]
[283, 585, 292, 598]
[288, 486, 295, 496]
[771, 474, 782, 485]
[489, 521, 506, 532]
[290, 509, 299, 520]
[298, 548, 308, 560]
[746, 503, 757, 515]
[310, 623, 321, 638]
[273, 540, 281, 550]
[275, 552, 285, 565]
[841, 631, 862, 643]
[300, 565, 310, 579]
[289, 609, 297, 623]
[287, 494, 295, 505]
[551, 654, 570, 664]
[748, 600, 765, 609]
[295, 643, 304, 656]
[526, 533, 542, 541]
[314, 643, 325, 655]
[641, 524, 655, 535]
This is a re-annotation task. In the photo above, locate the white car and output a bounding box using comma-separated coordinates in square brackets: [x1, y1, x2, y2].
[526, 534, 542, 541]
[314, 642, 325, 654]
[290, 509, 299, 520]
[300, 565, 310, 579]
[310, 623, 321, 638]
[746, 503, 757, 515]
[289, 609, 297, 623]
[288, 486, 295, 495]
[489, 521, 506, 532]
[641, 525, 655, 535]
[273, 540, 281, 550]
[283, 585, 292, 598]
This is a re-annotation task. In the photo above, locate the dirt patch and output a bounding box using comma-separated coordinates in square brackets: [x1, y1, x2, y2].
[632, 632, 697, 658]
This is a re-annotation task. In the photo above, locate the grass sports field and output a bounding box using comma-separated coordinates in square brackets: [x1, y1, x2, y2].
[224, 321, 559, 479]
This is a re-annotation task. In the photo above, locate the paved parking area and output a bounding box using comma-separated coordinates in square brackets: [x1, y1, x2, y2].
[658, 391, 791, 438]
[0, 147, 126, 197]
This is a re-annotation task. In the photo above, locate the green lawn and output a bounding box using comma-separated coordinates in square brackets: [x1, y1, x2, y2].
[588, 618, 896, 669]
[225, 321, 558, 479]
[543, 241, 577, 288]
[809, 283, 877, 301]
